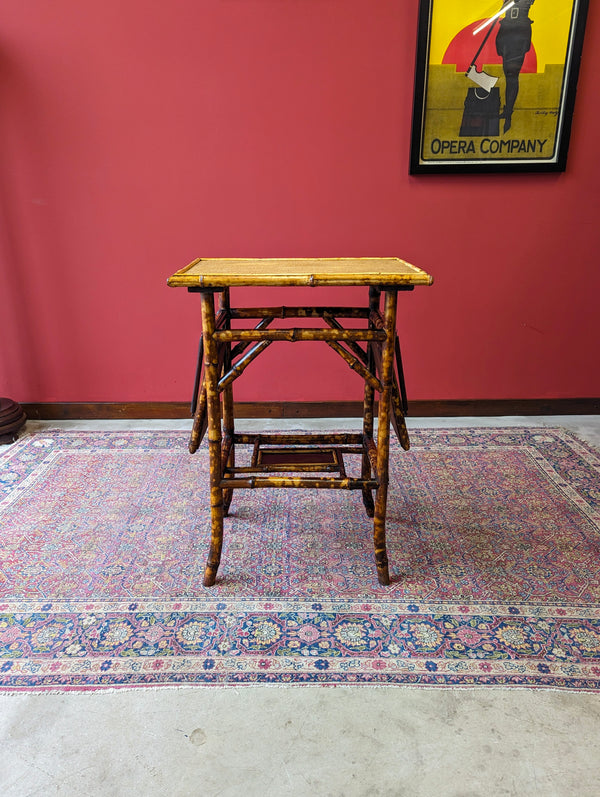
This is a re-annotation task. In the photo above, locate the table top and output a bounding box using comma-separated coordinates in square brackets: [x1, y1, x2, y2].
[167, 258, 433, 289]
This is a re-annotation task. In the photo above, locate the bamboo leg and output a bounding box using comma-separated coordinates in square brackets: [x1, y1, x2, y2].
[391, 377, 411, 452]
[201, 291, 224, 587]
[222, 404, 234, 516]
[221, 290, 235, 517]
[390, 333, 410, 451]
[189, 380, 208, 454]
[394, 335, 409, 415]
[361, 378, 376, 518]
[361, 288, 380, 518]
[191, 334, 204, 415]
[373, 288, 397, 586]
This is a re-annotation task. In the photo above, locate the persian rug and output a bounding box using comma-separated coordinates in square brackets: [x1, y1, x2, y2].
[1, 427, 599, 692]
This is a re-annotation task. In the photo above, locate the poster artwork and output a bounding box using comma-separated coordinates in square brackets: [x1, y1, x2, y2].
[411, 0, 589, 172]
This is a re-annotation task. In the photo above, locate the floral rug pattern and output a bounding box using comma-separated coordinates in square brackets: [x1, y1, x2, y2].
[1, 427, 599, 691]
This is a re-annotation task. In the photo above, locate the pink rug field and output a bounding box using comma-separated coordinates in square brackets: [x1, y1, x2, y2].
[1, 427, 599, 691]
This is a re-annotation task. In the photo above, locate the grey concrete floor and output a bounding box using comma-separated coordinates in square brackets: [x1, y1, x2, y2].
[2, 416, 600, 797]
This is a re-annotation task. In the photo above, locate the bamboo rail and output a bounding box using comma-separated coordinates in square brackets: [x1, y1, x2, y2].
[323, 312, 369, 365]
[218, 340, 272, 390]
[325, 340, 383, 393]
[234, 432, 364, 446]
[230, 307, 371, 319]
[230, 317, 275, 360]
[219, 476, 378, 490]
[227, 464, 343, 474]
[213, 329, 386, 343]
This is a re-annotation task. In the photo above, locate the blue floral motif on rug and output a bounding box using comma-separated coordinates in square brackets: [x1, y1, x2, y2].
[1, 428, 599, 691]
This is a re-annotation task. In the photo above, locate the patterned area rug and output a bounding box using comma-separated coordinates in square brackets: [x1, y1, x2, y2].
[1, 427, 599, 692]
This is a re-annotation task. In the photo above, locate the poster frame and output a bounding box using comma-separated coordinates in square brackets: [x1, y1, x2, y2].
[409, 0, 590, 174]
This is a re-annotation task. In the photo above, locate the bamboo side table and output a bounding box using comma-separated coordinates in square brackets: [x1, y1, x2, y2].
[167, 258, 433, 586]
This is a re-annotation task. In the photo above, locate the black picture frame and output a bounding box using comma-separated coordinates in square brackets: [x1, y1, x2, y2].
[410, 0, 589, 174]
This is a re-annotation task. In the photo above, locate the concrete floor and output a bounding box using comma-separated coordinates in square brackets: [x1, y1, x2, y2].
[2, 416, 600, 797]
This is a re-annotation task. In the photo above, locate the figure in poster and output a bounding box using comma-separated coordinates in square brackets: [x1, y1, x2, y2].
[496, 0, 536, 132]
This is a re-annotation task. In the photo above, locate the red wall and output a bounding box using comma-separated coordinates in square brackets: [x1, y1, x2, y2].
[1, 1, 599, 404]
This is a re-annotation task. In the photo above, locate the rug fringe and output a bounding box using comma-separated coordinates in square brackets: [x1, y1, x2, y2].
[2, 682, 600, 697]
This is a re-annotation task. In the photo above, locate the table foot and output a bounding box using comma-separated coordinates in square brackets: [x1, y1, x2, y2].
[203, 531, 222, 586]
[376, 557, 391, 586]
[203, 514, 223, 586]
[203, 563, 219, 587]
[374, 514, 391, 585]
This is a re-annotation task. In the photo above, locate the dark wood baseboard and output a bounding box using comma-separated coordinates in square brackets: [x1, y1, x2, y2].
[21, 398, 600, 421]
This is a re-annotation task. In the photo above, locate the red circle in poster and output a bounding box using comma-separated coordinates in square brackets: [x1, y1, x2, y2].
[443, 20, 537, 72]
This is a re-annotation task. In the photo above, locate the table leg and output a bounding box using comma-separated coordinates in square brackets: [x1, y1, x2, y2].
[391, 333, 410, 451]
[189, 379, 208, 454]
[200, 290, 224, 587]
[361, 378, 376, 518]
[220, 290, 235, 517]
[373, 288, 397, 586]
[361, 288, 379, 518]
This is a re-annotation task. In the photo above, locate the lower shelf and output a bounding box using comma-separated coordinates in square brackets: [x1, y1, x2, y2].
[221, 433, 378, 490]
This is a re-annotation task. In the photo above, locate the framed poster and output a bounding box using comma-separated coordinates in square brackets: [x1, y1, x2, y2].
[410, 0, 589, 173]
